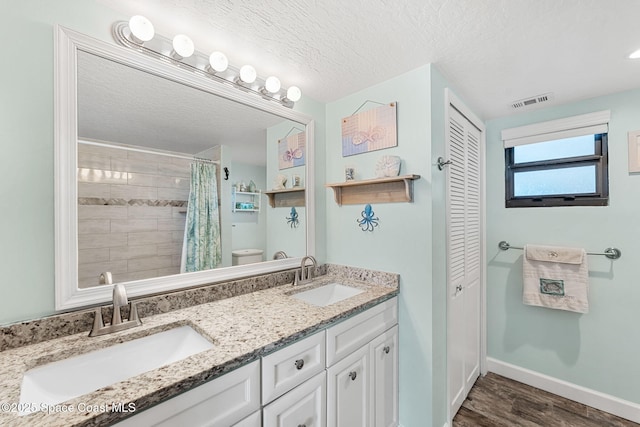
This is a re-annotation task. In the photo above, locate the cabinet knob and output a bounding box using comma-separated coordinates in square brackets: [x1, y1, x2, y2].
[294, 359, 304, 370]
[383, 345, 390, 354]
[349, 371, 357, 381]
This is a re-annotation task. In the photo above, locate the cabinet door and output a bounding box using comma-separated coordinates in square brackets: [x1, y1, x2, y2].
[369, 325, 398, 427]
[263, 371, 326, 427]
[327, 344, 369, 427]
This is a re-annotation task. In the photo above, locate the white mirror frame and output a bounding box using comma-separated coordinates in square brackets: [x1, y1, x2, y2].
[54, 25, 315, 310]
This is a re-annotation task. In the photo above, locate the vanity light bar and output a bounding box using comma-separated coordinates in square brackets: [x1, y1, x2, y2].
[112, 17, 301, 107]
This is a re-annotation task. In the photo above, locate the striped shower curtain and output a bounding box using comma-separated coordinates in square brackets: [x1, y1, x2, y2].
[181, 161, 222, 272]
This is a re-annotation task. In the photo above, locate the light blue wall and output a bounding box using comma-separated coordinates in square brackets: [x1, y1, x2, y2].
[0, 1, 326, 324]
[230, 162, 267, 254]
[429, 66, 451, 427]
[486, 89, 640, 403]
[0, 1, 124, 324]
[266, 121, 308, 259]
[325, 65, 441, 426]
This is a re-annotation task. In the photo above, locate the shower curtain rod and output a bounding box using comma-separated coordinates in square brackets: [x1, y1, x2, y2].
[498, 241, 621, 260]
[78, 140, 220, 164]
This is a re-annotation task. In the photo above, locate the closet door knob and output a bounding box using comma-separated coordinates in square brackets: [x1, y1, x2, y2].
[294, 359, 304, 370]
[349, 371, 357, 381]
[383, 345, 390, 354]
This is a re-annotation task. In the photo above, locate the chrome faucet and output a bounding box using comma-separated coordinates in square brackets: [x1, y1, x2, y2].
[89, 273, 142, 337]
[294, 255, 317, 286]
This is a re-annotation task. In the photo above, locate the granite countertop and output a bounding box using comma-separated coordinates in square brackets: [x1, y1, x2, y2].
[0, 267, 398, 426]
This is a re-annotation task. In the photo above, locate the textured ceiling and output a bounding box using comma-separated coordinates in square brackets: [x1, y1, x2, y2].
[97, 0, 640, 119]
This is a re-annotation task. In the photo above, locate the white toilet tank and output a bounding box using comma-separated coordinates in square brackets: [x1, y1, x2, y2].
[232, 249, 264, 265]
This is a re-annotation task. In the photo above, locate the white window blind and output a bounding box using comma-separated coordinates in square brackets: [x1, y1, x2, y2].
[502, 110, 610, 148]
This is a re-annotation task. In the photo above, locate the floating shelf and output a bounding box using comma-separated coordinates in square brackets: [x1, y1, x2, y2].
[325, 174, 421, 206]
[232, 190, 261, 213]
[264, 187, 305, 208]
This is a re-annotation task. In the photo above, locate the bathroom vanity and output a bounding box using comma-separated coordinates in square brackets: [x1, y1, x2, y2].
[116, 297, 397, 426]
[0, 265, 398, 426]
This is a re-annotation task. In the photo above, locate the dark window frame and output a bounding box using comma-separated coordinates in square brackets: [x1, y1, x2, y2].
[505, 133, 609, 208]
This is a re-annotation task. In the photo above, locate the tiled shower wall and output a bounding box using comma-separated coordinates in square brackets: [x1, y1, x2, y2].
[77, 142, 191, 288]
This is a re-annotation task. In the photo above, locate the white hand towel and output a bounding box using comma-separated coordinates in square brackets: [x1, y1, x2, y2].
[523, 244, 589, 313]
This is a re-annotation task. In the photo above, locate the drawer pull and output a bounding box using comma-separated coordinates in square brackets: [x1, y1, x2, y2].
[294, 359, 305, 370]
[349, 371, 357, 381]
[298, 425, 306, 427]
[383, 345, 390, 354]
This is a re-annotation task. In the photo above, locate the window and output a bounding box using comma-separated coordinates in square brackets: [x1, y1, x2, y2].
[502, 111, 610, 208]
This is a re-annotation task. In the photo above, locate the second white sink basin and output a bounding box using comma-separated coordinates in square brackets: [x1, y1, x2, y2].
[293, 283, 364, 307]
[19, 325, 214, 414]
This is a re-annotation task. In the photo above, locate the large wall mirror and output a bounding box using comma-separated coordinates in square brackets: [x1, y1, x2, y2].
[55, 25, 315, 310]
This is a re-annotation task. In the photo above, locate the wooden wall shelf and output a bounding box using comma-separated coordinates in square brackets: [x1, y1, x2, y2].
[325, 174, 420, 206]
[264, 187, 305, 208]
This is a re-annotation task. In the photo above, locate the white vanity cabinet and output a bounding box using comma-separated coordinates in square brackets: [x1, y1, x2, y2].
[262, 331, 327, 427]
[263, 371, 326, 427]
[112, 297, 397, 427]
[113, 359, 260, 427]
[262, 331, 326, 404]
[369, 325, 399, 427]
[326, 297, 398, 427]
[327, 343, 370, 426]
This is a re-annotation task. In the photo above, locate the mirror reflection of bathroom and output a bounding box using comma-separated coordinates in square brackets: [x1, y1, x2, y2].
[76, 50, 305, 288]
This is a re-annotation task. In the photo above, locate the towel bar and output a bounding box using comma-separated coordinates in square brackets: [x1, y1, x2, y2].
[498, 241, 621, 260]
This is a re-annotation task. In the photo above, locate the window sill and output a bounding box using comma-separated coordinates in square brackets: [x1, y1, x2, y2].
[506, 197, 608, 208]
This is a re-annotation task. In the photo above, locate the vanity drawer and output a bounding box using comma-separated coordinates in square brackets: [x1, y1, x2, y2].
[262, 331, 326, 404]
[114, 360, 260, 427]
[326, 296, 397, 366]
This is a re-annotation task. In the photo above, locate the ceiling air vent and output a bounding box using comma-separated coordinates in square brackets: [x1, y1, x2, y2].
[511, 92, 554, 109]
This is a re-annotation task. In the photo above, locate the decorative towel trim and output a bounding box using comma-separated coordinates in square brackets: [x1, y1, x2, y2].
[525, 244, 584, 264]
[539, 278, 565, 296]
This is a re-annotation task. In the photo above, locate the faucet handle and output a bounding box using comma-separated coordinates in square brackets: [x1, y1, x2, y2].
[89, 307, 105, 337]
[99, 272, 113, 285]
[128, 301, 142, 326]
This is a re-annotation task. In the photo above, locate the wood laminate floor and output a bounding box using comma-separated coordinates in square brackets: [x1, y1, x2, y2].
[452, 373, 639, 427]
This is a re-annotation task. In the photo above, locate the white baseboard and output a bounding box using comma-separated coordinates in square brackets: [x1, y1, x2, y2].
[486, 357, 640, 424]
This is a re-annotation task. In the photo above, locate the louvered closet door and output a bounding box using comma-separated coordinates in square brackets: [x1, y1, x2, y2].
[446, 105, 481, 418]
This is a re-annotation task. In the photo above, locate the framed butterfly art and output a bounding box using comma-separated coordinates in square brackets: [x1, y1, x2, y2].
[342, 102, 397, 157]
[278, 131, 306, 170]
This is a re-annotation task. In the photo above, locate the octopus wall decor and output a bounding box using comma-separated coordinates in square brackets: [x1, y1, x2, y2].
[286, 207, 299, 228]
[357, 204, 379, 232]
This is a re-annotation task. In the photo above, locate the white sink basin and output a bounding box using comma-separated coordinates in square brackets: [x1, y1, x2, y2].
[19, 325, 214, 414]
[293, 283, 364, 307]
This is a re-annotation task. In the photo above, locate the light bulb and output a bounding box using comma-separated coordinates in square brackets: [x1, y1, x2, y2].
[208, 51, 228, 72]
[629, 49, 640, 59]
[172, 34, 194, 59]
[286, 86, 302, 102]
[239, 65, 257, 84]
[128, 15, 154, 44]
[264, 76, 281, 93]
